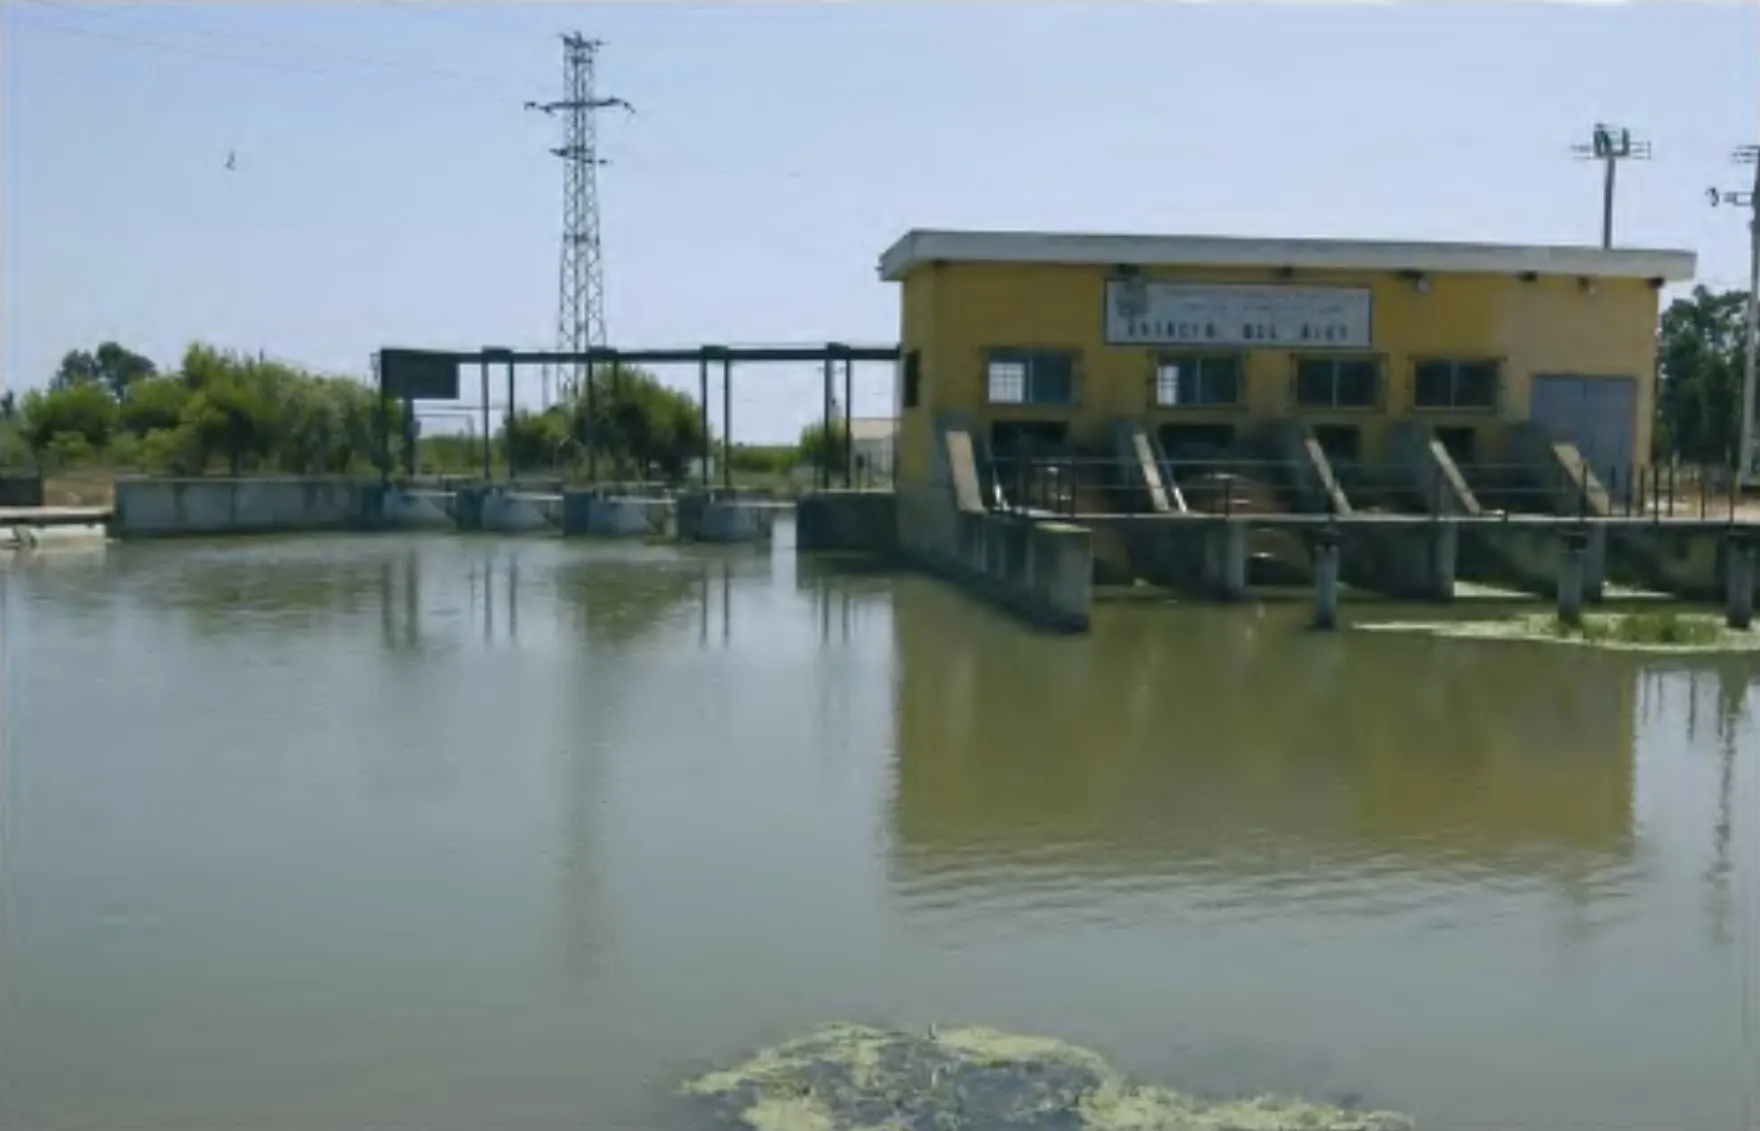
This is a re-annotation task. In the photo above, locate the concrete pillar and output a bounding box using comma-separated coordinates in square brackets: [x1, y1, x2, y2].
[1582, 522, 1608, 603]
[1726, 533, 1755, 631]
[1312, 527, 1341, 631]
[1204, 520, 1248, 602]
[454, 484, 489, 532]
[1427, 520, 1459, 602]
[1557, 527, 1588, 629]
[560, 490, 596, 536]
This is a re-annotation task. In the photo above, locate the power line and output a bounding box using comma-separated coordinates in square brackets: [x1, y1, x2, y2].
[9, 0, 515, 93]
[526, 34, 633, 412]
[1709, 144, 1759, 489]
[1570, 122, 1651, 249]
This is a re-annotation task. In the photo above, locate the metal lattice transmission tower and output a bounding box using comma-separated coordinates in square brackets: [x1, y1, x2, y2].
[526, 34, 633, 407]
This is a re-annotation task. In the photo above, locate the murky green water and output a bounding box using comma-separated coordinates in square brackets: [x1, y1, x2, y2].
[3, 529, 1756, 1131]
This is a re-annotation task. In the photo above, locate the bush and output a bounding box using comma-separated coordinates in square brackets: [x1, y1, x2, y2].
[42, 431, 97, 470]
[21, 383, 118, 451]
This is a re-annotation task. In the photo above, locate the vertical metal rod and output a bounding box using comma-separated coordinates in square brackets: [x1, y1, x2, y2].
[374, 352, 390, 488]
[402, 397, 415, 477]
[821, 354, 833, 491]
[699, 355, 711, 491]
[480, 358, 492, 482]
[586, 360, 598, 482]
[1738, 154, 1760, 491]
[1601, 157, 1617, 249]
[843, 357, 854, 489]
[722, 358, 732, 492]
[505, 359, 516, 483]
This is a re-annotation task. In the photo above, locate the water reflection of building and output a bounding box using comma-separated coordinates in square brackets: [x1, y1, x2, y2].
[889, 585, 1639, 893]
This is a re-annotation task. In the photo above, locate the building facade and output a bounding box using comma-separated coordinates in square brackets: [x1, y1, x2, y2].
[848, 416, 897, 482]
[881, 230, 1696, 490]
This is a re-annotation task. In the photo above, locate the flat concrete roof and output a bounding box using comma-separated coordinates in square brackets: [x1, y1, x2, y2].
[877, 229, 1698, 283]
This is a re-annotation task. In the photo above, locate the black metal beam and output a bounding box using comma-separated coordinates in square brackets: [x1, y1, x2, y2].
[453, 344, 900, 366]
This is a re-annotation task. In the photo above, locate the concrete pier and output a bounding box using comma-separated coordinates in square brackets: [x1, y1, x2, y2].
[894, 485, 1092, 632]
[1727, 533, 1755, 631]
[1202, 520, 1249, 601]
[1557, 528, 1587, 628]
[677, 492, 776, 544]
[1312, 527, 1341, 631]
[559, 490, 674, 538]
[796, 490, 899, 555]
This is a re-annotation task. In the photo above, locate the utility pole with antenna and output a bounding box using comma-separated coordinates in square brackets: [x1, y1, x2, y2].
[1708, 143, 1759, 490]
[526, 34, 633, 409]
[1571, 122, 1650, 249]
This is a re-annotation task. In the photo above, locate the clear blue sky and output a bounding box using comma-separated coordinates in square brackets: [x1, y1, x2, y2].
[3, 1, 1757, 442]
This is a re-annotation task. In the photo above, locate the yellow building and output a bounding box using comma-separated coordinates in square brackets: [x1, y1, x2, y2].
[880, 230, 1697, 492]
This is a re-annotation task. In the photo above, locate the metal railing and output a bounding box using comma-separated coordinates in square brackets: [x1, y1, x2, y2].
[983, 453, 1760, 523]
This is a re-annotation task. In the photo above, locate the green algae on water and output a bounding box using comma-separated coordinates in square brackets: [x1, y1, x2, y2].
[1356, 610, 1760, 654]
[682, 1022, 1415, 1131]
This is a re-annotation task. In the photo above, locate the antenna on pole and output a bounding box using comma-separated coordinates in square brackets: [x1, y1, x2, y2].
[1710, 144, 1760, 489]
[526, 33, 634, 409]
[1571, 122, 1650, 249]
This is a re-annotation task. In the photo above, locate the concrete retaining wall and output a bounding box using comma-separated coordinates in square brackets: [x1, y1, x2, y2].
[0, 474, 44, 508]
[796, 490, 899, 555]
[481, 491, 561, 535]
[1463, 521, 1607, 600]
[677, 492, 775, 544]
[1606, 522, 1758, 603]
[114, 477, 378, 538]
[898, 486, 1092, 631]
[559, 491, 674, 538]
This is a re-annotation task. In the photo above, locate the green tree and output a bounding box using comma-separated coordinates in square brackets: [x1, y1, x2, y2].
[569, 364, 708, 481]
[120, 375, 192, 436]
[49, 349, 100, 391]
[799, 419, 849, 475]
[1656, 285, 1752, 464]
[93, 341, 157, 400]
[504, 407, 575, 474]
[179, 378, 273, 475]
[20, 383, 118, 451]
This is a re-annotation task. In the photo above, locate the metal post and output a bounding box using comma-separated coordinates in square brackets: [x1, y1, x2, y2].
[610, 356, 625, 484]
[505, 358, 516, 483]
[374, 351, 390, 489]
[402, 397, 416, 477]
[698, 353, 710, 491]
[1558, 528, 1587, 629]
[479, 356, 492, 482]
[820, 353, 833, 491]
[721, 358, 732, 493]
[586, 359, 598, 483]
[843, 357, 854, 489]
[1601, 155, 1617, 249]
[1737, 154, 1760, 491]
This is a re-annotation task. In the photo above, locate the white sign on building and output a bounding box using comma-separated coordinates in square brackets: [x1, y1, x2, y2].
[1104, 281, 1374, 349]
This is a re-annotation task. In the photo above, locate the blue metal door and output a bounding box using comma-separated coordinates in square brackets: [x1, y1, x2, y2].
[1530, 374, 1638, 494]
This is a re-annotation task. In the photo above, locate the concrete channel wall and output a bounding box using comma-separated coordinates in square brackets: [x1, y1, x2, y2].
[796, 490, 899, 554]
[0, 474, 45, 508]
[114, 477, 380, 537]
[896, 486, 1093, 632]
